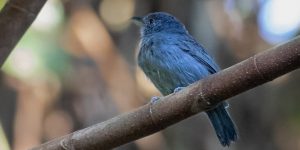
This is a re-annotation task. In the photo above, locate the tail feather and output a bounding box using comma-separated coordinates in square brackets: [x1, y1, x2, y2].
[206, 102, 238, 146]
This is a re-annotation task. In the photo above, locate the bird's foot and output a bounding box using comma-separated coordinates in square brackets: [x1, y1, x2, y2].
[150, 96, 160, 104]
[173, 87, 185, 93]
[223, 102, 229, 108]
[149, 96, 160, 114]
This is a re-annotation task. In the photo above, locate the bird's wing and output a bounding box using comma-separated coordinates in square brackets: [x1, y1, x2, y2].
[175, 36, 220, 74]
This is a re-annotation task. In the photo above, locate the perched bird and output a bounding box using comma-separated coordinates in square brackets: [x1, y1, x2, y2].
[133, 12, 237, 146]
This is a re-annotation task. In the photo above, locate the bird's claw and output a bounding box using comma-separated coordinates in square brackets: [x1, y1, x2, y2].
[173, 87, 184, 93]
[149, 96, 160, 114]
[150, 96, 160, 104]
[223, 102, 229, 108]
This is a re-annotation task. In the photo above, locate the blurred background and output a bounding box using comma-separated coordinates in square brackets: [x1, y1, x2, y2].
[0, 0, 300, 150]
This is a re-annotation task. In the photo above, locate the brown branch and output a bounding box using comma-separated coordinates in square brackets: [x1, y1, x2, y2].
[0, 0, 47, 66]
[31, 36, 300, 150]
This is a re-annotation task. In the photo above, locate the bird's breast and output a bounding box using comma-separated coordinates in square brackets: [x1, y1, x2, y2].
[138, 38, 210, 95]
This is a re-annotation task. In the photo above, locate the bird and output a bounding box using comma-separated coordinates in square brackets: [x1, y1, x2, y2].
[133, 12, 238, 146]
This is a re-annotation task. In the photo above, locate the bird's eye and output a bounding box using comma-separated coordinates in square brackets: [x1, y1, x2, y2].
[149, 18, 154, 24]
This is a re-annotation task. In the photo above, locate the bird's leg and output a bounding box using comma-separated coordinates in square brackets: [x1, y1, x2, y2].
[173, 87, 185, 93]
[149, 87, 185, 114]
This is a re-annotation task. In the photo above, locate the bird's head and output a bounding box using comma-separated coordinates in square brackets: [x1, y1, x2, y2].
[132, 12, 187, 36]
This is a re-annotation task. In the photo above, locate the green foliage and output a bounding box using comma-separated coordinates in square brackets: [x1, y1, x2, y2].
[0, 122, 10, 150]
[0, 0, 7, 10]
[2, 0, 70, 80]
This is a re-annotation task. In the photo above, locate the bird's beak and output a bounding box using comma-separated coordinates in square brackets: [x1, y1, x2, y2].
[131, 16, 144, 26]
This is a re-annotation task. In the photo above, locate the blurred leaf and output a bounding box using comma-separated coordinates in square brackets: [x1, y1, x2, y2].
[0, 0, 7, 10]
[2, 0, 70, 79]
[0, 122, 10, 150]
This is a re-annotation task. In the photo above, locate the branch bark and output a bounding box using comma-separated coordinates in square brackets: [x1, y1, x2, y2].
[0, 0, 47, 66]
[31, 36, 300, 150]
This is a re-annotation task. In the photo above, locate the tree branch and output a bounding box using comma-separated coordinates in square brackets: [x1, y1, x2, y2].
[31, 36, 300, 150]
[0, 0, 47, 66]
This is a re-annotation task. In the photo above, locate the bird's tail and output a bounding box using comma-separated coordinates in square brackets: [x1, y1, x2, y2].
[206, 103, 238, 146]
